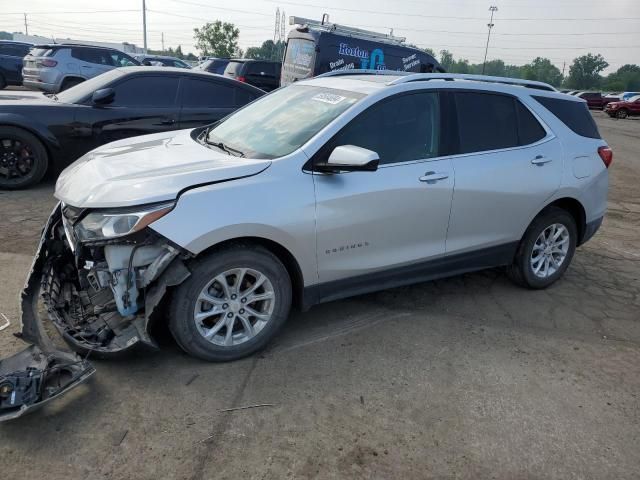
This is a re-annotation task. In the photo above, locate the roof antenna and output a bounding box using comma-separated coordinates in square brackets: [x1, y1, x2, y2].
[321, 13, 329, 25]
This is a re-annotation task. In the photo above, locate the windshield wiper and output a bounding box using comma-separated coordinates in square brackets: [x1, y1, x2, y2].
[204, 138, 245, 157]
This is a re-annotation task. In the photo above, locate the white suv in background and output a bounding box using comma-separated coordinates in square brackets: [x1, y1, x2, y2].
[21, 72, 611, 364]
[22, 44, 139, 92]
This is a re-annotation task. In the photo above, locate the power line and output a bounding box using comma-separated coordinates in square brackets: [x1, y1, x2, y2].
[166, 0, 273, 17]
[0, 9, 140, 15]
[263, 0, 640, 20]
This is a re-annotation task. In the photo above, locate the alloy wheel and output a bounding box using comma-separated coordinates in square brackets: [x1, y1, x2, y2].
[0, 138, 36, 180]
[193, 268, 276, 346]
[530, 223, 570, 279]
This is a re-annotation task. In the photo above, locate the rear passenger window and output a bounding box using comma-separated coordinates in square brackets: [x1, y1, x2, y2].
[182, 78, 235, 108]
[330, 92, 440, 165]
[454, 92, 518, 154]
[532, 96, 601, 139]
[235, 88, 259, 106]
[111, 76, 179, 107]
[516, 101, 546, 145]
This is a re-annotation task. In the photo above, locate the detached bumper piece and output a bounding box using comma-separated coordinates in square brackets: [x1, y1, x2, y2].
[0, 345, 94, 422]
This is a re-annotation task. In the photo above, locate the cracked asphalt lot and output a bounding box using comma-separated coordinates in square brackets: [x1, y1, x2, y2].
[0, 112, 638, 479]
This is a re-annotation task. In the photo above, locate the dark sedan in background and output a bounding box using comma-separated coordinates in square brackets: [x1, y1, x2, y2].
[0, 66, 264, 188]
[0, 40, 33, 89]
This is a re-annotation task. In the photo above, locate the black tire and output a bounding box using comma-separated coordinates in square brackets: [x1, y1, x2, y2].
[60, 77, 84, 91]
[507, 206, 577, 289]
[616, 109, 629, 119]
[0, 126, 49, 189]
[169, 245, 292, 362]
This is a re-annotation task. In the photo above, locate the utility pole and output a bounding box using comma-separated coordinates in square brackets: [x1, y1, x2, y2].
[161, 32, 165, 53]
[23, 13, 29, 35]
[142, 0, 148, 54]
[562, 61, 566, 76]
[274, 7, 280, 43]
[482, 6, 498, 75]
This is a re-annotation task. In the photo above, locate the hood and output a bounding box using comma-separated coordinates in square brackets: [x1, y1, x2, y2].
[0, 91, 56, 104]
[55, 129, 272, 208]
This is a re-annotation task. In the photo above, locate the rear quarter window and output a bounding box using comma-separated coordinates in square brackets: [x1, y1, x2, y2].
[532, 96, 601, 139]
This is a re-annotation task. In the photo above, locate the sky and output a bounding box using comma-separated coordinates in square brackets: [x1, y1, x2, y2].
[1, 0, 639, 73]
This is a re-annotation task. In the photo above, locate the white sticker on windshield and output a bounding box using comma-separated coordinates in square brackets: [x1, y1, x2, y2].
[312, 93, 347, 105]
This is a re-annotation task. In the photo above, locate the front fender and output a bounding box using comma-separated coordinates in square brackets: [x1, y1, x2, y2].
[0, 112, 61, 152]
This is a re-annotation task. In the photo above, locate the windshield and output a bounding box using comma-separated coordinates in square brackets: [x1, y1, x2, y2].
[56, 69, 126, 104]
[206, 85, 364, 158]
[628, 95, 640, 102]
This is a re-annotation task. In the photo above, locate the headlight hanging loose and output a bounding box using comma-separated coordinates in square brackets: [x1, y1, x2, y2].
[74, 202, 174, 242]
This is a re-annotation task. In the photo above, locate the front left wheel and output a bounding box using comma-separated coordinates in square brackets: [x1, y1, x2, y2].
[0, 126, 49, 189]
[169, 245, 292, 361]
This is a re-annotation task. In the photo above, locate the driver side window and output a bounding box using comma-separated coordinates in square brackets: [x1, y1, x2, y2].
[328, 92, 441, 165]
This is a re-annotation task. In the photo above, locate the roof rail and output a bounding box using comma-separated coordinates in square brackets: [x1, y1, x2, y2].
[315, 69, 412, 79]
[387, 73, 556, 91]
[289, 16, 407, 45]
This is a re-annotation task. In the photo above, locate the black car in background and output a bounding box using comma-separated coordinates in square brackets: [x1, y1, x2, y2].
[195, 57, 230, 75]
[0, 40, 33, 89]
[223, 59, 282, 91]
[0, 66, 265, 188]
[135, 54, 192, 68]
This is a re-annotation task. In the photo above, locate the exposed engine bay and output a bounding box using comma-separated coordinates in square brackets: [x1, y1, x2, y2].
[0, 203, 190, 421]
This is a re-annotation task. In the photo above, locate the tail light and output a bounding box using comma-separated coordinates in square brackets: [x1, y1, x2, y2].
[38, 59, 58, 68]
[236, 76, 246, 83]
[598, 146, 613, 168]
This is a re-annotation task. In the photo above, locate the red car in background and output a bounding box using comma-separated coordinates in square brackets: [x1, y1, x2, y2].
[605, 95, 640, 119]
[575, 91, 609, 109]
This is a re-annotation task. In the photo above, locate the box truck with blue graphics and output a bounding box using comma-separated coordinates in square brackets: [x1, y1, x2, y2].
[281, 16, 444, 86]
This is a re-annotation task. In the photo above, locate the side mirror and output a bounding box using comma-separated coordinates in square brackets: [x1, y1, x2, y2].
[92, 88, 115, 106]
[142, 60, 152, 66]
[316, 145, 379, 173]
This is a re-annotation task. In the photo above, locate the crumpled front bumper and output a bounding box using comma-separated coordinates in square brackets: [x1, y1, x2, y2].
[0, 203, 189, 421]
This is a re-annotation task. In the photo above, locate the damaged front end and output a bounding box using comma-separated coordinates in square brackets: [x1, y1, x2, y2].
[1, 202, 190, 421]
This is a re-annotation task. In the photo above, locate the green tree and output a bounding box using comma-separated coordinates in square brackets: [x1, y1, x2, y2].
[522, 57, 563, 86]
[421, 47, 436, 58]
[194, 21, 240, 58]
[450, 58, 471, 74]
[604, 64, 640, 91]
[566, 53, 608, 89]
[439, 50, 454, 71]
[245, 40, 285, 61]
[475, 59, 506, 76]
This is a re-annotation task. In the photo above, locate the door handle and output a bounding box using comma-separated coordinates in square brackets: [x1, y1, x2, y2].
[531, 155, 552, 165]
[419, 171, 449, 183]
[160, 118, 176, 125]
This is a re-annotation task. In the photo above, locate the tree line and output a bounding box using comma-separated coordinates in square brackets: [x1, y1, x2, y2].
[432, 49, 639, 91]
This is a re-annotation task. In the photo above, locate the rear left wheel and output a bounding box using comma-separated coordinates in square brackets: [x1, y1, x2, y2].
[507, 207, 577, 289]
[169, 245, 292, 361]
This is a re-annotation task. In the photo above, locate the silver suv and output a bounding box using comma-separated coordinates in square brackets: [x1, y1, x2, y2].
[21, 72, 611, 363]
[22, 44, 139, 93]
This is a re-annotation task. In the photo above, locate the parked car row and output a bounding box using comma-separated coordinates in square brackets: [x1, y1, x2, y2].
[0, 40, 32, 89]
[0, 67, 264, 188]
[561, 89, 640, 112]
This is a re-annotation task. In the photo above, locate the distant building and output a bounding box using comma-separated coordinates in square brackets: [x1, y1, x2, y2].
[12, 33, 143, 54]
